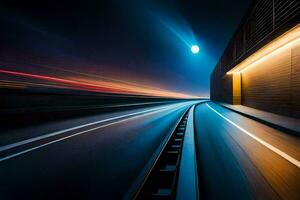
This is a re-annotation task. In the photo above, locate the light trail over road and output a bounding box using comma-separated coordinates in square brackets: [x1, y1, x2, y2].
[0, 69, 199, 98]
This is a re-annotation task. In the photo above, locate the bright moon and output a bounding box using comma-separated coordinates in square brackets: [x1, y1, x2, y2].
[191, 45, 200, 54]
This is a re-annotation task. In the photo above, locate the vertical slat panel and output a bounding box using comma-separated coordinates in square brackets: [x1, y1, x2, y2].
[291, 44, 300, 118]
[241, 45, 294, 117]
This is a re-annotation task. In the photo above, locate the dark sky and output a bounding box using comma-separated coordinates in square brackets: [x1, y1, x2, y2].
[0, 0, 252, 97]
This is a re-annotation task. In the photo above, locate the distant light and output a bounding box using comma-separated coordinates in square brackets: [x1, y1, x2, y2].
[191, 45, 199, 54]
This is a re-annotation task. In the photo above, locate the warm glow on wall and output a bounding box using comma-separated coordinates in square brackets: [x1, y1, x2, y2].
[232, 72, 241, 105]
[227, 24, 300, 74]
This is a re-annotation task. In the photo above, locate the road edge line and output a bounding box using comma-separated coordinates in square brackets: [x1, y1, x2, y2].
[215, 102, 300, 136]
[206, 103, 300, 169]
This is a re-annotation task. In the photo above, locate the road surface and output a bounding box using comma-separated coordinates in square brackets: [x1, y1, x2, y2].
[195, 102, 300, 200]
[1, 101, 299, 200]
[0, 101, 196, 199]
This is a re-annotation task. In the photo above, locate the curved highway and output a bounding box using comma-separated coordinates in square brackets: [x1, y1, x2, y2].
[1, 101, 299, 200]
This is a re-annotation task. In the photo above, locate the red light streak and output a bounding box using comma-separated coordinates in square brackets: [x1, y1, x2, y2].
[0, 69, 116, 92]
[0, 69, 198, 98]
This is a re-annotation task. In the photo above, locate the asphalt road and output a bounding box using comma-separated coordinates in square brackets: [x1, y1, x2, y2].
[1, 101, 299, 200]
[194, 102, 300, 200]
[0, 101, 196, 199]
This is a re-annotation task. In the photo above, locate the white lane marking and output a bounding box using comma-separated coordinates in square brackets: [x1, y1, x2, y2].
[206, 103, 300, 169]
[0, 103, 185, 153]
[0, 103, 189, 162]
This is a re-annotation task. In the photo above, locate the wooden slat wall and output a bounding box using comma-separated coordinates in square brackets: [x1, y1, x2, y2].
[241, 43, 300, 118]
[291, 44, 300, 118]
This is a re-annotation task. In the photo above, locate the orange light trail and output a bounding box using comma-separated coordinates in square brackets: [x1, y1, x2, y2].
[0, 69, 199, 98]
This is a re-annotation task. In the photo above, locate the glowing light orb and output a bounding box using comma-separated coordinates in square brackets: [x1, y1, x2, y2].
[191, 45, 200, 54]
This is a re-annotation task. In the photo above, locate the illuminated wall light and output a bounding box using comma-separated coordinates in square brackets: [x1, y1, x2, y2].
[232, 72, 241, 105]
[227, 25, 300, 75]
[234, 38, 299, 74]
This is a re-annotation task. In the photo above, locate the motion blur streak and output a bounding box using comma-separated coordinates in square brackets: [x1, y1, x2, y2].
[0, 69, 199, 98]
[0, 102, 187, 162]
[0, 102, 183, 153]
[155, 13, 197, 49]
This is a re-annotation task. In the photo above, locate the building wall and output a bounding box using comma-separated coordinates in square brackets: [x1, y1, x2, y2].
[291, 44, 300, 117]
[210, 0, 300, 118]
[210, 68, 233, 104]
[241, 41, 300, 118]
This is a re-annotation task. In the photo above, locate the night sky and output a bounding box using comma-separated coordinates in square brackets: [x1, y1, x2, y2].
[0, 0, 251, 97]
